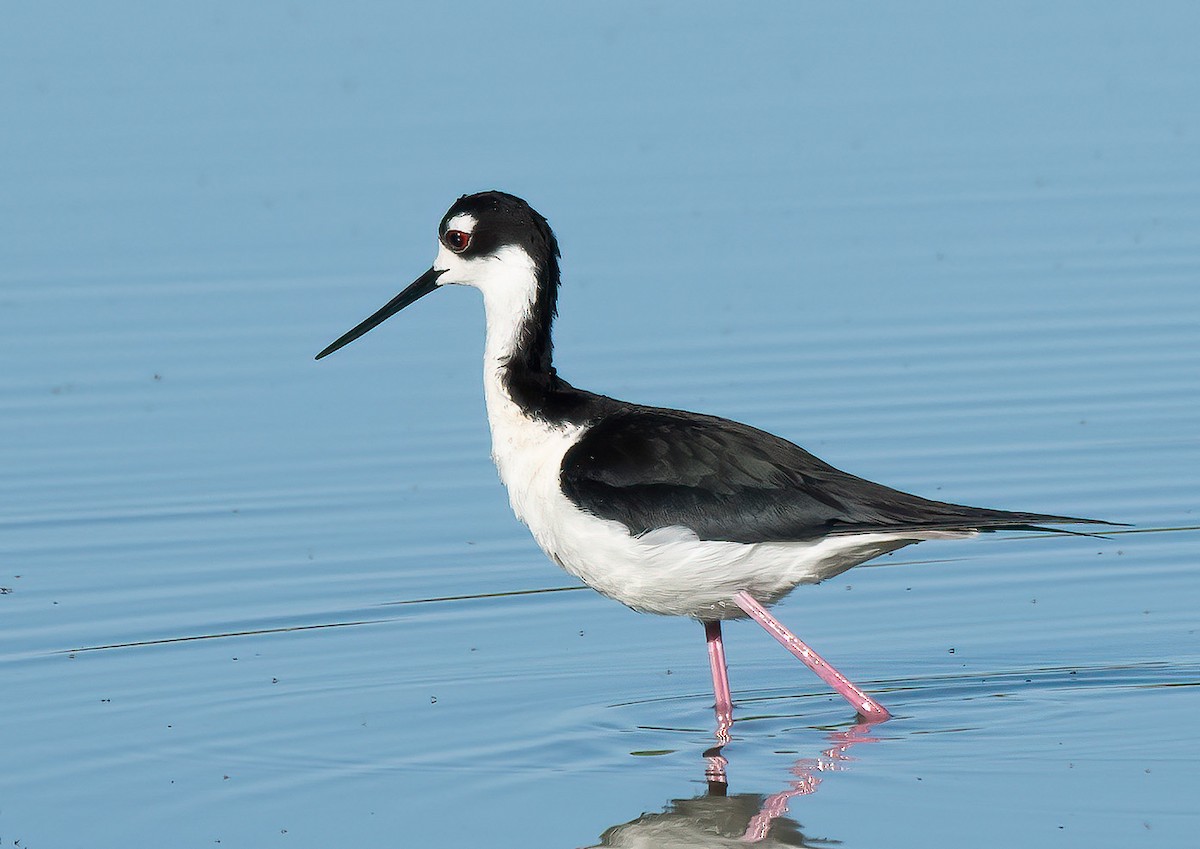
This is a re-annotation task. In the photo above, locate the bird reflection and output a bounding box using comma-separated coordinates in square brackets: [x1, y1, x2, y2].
[585, 723, 880, 847]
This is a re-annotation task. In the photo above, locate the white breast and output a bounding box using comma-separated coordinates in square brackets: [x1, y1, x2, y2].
[484, 367, 937, 619]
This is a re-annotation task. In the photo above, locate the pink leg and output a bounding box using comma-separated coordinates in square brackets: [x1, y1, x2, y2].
[704, 619, 734, 741]
[732, 591, 891, 722]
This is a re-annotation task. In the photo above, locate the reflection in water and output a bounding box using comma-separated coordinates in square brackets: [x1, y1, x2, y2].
[587, 724, 880, 847]
[590, 793, 825, 848]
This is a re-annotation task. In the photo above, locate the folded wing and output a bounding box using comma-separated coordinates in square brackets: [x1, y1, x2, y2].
[560, 408, 1104, 543]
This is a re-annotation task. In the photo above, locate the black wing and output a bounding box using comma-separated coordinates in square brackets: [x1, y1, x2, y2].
[560, 408, 1106, 543]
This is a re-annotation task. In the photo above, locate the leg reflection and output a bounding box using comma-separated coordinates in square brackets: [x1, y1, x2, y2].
[740, 722, 880, 842]
[590, 722, 884, 847]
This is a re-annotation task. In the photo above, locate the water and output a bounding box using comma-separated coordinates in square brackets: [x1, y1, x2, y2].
[2, 3, 1198, 846]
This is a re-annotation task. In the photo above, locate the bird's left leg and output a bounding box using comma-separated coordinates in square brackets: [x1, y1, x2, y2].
[731, 591, 891, 722]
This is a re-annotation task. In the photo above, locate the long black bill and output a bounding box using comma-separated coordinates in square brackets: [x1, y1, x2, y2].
[315, 267, 445, 360]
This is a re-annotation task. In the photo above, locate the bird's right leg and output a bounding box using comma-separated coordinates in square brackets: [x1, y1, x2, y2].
[703, 619, 734, 741]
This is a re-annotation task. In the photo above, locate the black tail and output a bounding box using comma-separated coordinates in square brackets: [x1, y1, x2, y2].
[827, 505, 1122, 539]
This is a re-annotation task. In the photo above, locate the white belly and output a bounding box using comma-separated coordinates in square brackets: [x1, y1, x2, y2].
[486, 394, 927, 619]
[539, 504, 919, 619]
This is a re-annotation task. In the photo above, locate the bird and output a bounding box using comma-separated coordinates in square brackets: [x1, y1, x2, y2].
[316, 190, 1104, 729]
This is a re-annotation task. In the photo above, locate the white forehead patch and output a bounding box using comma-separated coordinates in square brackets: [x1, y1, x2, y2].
[445, 213, 477, 234]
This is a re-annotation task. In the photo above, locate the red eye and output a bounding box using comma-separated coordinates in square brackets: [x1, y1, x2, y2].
[445, 229, 471, 252]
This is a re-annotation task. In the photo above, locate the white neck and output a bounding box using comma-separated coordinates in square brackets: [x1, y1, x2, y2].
[434, 240, 569, 514]
[433, 239, 544, 421]
[451, 246, 545, 485]
[464, 248, 577, 524]
[475, 245, 540, 379]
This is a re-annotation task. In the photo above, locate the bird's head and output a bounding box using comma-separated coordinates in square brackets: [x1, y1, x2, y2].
[316, 191, 560, 361]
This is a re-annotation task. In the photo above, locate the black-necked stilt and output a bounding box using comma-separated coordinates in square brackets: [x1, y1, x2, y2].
[317, 191, 1104, 728]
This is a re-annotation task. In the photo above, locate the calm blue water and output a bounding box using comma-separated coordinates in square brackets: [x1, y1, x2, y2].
[2, 3, 1198, 847]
